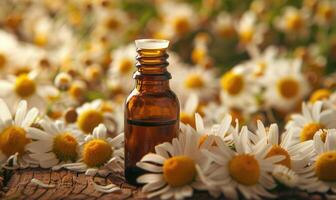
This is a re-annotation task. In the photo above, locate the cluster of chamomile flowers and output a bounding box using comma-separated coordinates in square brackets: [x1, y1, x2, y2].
[0, 98, 124, 178]
[135, 97, 336, 200]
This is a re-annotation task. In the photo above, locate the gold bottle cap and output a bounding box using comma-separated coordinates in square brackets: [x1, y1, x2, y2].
[135, 39, 169, 49]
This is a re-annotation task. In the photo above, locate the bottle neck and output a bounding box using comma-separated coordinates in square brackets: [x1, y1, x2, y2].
[133, 48, 171, 92]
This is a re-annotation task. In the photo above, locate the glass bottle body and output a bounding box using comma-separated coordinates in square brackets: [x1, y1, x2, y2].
[124, 44, 179, 185]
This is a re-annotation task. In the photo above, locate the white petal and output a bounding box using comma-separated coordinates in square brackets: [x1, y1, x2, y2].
[0, 99, 12, 122]
[26, 140, 53, 153]
[14, 101, 27, 126]
[21, 107, 39, 127]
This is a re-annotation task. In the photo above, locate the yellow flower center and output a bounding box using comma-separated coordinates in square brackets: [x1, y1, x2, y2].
[221, 72, 245, 96]
[14, 74, 36, 98]
[34, 33, 48, 47]
[173, 17, 190, 35]
[105, 17, 120, 30]
[266, 145, 291, 169]
[77, 109, 104, 134]
[286, 14, 303, 31]
[191, 48, 206, 64]
[309, 89, 331, 103]
[68, 83, 85, 100]
[118, 59, 133, 74]
[239, 29, 253, 44]
[318, 5, 334, 21]
[300, 123, 325, 142]
[229, 108, 245, 125]
[163, 156, 196, 187]
[0, 53, 7, 69]
[315, 151, 336, 182]
[0, 126, 30, 156]
[229, 154, 260, 185]
[82, 139, 112, 167]
[180, 112, 195, 128]
[184, 74, 205, 89]
[53, 133, 79, 162]
[277, 78, 299, 99]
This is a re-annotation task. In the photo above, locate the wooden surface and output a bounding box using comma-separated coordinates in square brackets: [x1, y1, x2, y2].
[0, 169, 326, 200]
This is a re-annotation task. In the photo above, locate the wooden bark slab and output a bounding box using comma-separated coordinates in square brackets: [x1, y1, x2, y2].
[1, 169, 326, 200]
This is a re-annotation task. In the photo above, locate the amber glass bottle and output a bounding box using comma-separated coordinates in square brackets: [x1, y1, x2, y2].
[124, 39, 180, 185]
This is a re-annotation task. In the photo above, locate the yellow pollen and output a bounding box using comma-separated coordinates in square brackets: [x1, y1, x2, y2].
[286, 14, 303, 31]
[173, 17, 190, 35]
[14, 74, 36, 98]
[77, 109, 104, 134]
[0, 126, 30, 156]
[82, 139, 112, 167]
[266, 145, 291, 168]
[118, 59, 133, 74]
[180, 112, 195, 128]
[309, 89, 331, 103]
[221, 72, 245, 96]
[277, 78, 299, 99]
[300, 123, 325, 142]
[184, 74, 205, 89]
[315, 151, 336, 181]
[53, 133, 78, 162]
[163, 156, 196, 187]
[0, 53, 7, 69]
[229, 154, 260, 185]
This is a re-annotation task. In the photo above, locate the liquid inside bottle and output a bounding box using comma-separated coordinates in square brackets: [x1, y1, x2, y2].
[124, 39, 180, 185]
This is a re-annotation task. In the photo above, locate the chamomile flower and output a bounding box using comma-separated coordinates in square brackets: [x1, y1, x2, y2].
[236, 11, 265, 47]
[59, 124, 124, 176]
[314, 0, 336, 26]
[202, 126, 284, 200]
[299, 129, 336, 193]
[275, 6, 310, 37]
[195, 113, 235, 147]
[253, 121, 314, 187]
[261, 58, 310, 112]
[172, 67, 217, 103]
[220, 66, 259, 112]
[0, 99, 39, 168]
[136, 125, 210, 200]
[155, 2, 198, 40]
[286, 101, 336, 144]
[26, 119, 85, 168]
[76, 99, 116, 134]
[0, 70, 58, 112]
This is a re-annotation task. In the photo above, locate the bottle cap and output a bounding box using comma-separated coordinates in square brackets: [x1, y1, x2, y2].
[135, 39, 169, 49]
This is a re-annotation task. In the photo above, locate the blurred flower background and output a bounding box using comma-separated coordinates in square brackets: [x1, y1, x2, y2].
[1, 0, 336, 140]
[1, 1, 336, 199]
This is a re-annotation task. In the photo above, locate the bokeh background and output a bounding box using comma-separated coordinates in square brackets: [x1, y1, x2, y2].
[0, 0, 336, 132]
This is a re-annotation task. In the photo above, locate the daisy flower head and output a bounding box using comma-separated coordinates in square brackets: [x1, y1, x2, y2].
[253, 121, 314, 187]
[275, 6, 310, 37]
[26, 119, 85, 168]
[155, 1, 198, 40]
[136, 125, 211, 200]
[0, 99, 39, 168]
[202, 125, 284, 200]
[171, 66, 218, 103]
[286, 101, 336, 144]
[261, 58, 310, 112]
[76, 99, 116, 134]
[220, 65, 259, 112]
[212, 11, 236, 39]
[0, 70, 58, 112]
[314, 0, 336, 26]
[235, 11, 265, 47]
[60, 124, 124, 176]
[299, 129, 336, 193]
